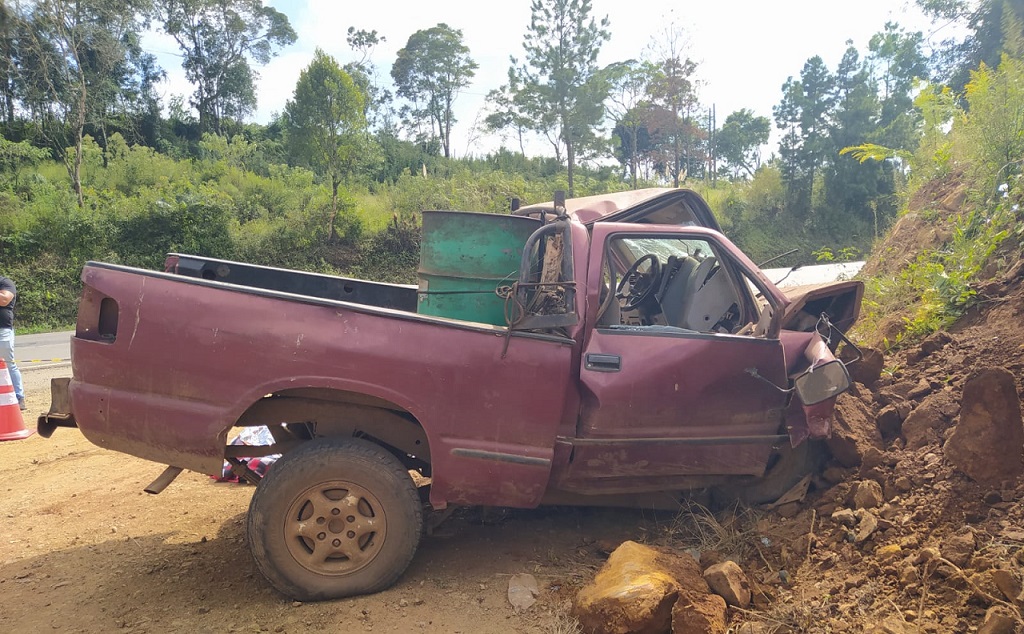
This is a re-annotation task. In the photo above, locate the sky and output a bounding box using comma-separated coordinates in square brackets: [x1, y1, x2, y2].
[142, 0, 954, 158]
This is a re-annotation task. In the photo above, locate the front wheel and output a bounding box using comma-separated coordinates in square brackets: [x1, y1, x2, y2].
[247, 437, 423, 601]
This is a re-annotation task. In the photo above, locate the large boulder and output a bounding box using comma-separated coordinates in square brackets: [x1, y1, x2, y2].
[826, 392, 884, 467]
[574, 541, 709, 634]
[944, 368, 1024, 483]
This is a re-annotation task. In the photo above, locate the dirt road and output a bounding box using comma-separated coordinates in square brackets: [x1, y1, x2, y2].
[0, 367, 658, 634]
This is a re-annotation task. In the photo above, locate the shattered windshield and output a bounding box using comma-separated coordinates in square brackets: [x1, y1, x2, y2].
[619, 237, 715, 264]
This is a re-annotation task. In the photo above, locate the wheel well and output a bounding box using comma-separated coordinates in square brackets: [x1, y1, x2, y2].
[230, 387, 431, 472]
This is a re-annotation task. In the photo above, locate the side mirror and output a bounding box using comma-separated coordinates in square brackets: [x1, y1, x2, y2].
[794, 359, 851, 405]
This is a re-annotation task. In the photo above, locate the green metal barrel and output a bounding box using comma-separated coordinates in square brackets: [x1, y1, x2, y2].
[418, 211, 541, 325]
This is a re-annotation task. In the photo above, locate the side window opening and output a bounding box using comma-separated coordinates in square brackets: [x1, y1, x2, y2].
[597, 235, 763, 336]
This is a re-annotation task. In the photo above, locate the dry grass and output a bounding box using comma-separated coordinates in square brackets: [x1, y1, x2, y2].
[541, 612, 583, 634]
[658, 500, 768, 561]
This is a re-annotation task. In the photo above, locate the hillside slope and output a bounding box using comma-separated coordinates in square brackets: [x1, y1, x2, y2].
[730, 177, 1024, 633]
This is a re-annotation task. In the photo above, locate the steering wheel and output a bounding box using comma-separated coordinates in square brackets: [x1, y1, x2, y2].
[615, 254, 662, 310]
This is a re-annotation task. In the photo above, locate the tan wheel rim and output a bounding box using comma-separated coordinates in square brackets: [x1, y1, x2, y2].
[283, 480, 387, 576]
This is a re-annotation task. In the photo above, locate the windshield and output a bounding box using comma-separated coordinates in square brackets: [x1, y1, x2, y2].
[619, 237, 714, 263]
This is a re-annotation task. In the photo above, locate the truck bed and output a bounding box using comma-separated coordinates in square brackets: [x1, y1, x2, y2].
[166, 254, 418, 312]
[66, 257, 578, 510]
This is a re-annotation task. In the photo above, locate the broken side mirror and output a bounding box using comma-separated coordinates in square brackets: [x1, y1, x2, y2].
[794, 359, 851, 405]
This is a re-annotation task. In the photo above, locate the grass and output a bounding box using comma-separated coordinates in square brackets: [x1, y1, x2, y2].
[853, 199, 1014, 351]
[351, 190, 395, 233]
[17, 323, 74, 335]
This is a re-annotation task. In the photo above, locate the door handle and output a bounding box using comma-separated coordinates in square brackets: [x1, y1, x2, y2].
[585, 353, 621, 372]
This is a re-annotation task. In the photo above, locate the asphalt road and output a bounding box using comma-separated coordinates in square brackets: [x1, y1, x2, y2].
[13, 330, 73, 370]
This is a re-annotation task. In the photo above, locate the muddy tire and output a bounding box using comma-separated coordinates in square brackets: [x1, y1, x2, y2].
[247, 437, 423, 601]
[714, 441, 826, 505]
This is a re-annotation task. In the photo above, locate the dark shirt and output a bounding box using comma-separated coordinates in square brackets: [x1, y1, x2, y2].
[0, 276, 15, 329]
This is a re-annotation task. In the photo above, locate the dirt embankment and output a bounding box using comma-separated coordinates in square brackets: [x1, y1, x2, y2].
[728, 179, 1024, 634]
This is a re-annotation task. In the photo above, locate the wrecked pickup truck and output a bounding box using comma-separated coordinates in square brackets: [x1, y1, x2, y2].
[38, 188, 862, 601]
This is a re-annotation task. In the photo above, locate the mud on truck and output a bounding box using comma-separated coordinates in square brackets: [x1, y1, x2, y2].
[38, 188, 862, 601]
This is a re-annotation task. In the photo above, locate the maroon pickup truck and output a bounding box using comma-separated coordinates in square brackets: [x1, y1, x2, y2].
[38, 188, 862, 601]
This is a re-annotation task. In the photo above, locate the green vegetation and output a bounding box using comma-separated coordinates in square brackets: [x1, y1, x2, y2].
[854, 47, 1024, 348]
[2, 0, 1023, 344]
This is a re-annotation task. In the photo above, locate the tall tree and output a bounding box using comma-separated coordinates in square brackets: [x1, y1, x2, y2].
[158, 0, 295, 135]
[0, 2, 18, 126]
[646, 24, 700, 186]
[917, 0, 1024, 93]
[868, 21, 928, 150]
[773, 56, 835, 216]
[486, 70, 564, 161]
[606, 59, 657, 188]
[11, 0, 153, 206]
[714, 109, 770, 179]
[390, 23, 476, 159]
[483, 83, 530, 156]
[284, 49, 366, 242]
[509, 0, 611, 196]
[827, 45, 892, 233]
[343, 26, 391, 129]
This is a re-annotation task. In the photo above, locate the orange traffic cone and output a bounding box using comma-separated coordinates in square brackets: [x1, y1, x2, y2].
[0, 359, 32, 441]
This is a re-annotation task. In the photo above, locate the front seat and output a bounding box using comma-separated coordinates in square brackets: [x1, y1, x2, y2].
[657, 255, 699, 327]
[678, 257, 736, 331]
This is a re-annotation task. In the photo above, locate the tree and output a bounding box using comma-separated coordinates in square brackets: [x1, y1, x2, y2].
[483, 83, 532, 156]
[0, 2, 18, 126]
[827, 45, 892, 233]
[487, 70, 564, 162]
[390, 23, 476, 159]
[714, 109, 769, 179]
[158, 0, 296, 135]
[868, 21, 928, 150]
[509, 0, 611, 196]
[343, 27, 391, 129]
[917, 0, 1024, 93]
[11, 0, 154, 206]
[773, 56, 835, 216]
[284, 49, 366, 242]
[606, 59, 658, 188]
[646, 24, 701, 186]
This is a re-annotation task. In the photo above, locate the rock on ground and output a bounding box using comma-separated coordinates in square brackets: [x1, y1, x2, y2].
[573, 541, 710, 634]
[852, 480, 884, 509]
[941, 531, 976, 568]
[944, 367, 1024, 483]
[978, 606, 1017, 634]
[827, 391, 884, 467]
[671, 592, 727, 634]
[875, 404, 904, 439]
[842, 345, 885, 387]
[702, 561, 751, 608]
[901, 390, 959, 450]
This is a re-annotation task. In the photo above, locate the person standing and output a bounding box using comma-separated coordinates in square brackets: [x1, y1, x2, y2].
[0, 274, 25, 410]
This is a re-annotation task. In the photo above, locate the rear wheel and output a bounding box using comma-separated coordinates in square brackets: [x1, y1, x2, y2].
[247, 437, 423, 601]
